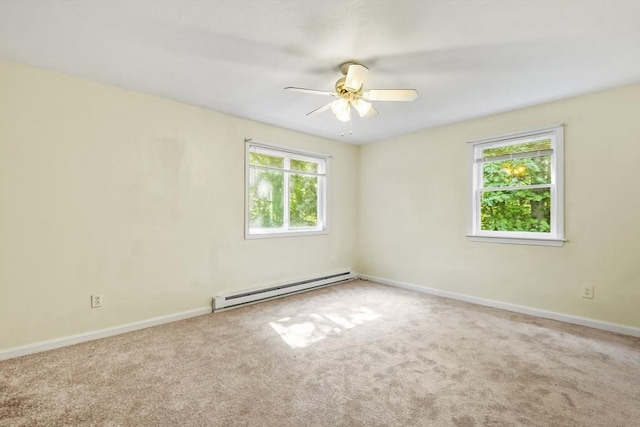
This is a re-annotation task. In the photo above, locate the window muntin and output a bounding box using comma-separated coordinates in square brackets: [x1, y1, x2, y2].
[246, 142, 327, 238]
[468, 126, 564, 245]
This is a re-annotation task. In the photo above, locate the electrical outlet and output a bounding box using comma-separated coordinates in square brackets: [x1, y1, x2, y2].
[91, 294, 103, 308]
[581, 286, 594, 299]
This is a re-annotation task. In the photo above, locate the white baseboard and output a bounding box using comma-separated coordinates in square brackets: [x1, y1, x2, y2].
[4, 274, 637, 360]
[357, 273, 640, 338]
[0, 307, 211, 361]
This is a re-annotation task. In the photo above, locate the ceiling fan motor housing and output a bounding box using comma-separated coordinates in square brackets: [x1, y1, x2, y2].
[335, 77, 356, 96]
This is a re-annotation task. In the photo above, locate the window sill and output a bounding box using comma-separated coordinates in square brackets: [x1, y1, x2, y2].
[466, 235, 566, 247]
[245, 229, 328, 240]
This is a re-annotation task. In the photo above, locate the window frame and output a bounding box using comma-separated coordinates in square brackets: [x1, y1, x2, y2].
[467, 125, 566, 246]
[245, 140, 328, 239]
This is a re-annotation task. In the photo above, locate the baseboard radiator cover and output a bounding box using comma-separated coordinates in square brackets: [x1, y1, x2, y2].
[213, 272, 355, 312]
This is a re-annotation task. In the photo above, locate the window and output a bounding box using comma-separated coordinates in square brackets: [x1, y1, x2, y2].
[467, 125, 565, 246]
[245, 141, 327, 238]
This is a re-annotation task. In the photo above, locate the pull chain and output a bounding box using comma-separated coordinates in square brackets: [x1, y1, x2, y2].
[341, 118, 353, 137]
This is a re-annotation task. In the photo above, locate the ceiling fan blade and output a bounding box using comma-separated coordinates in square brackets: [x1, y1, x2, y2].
[362, 89, 418, 102]
[306, 102, 332, 116]
[285, 87, 335, 96]
[364, 106, 379, 118]
[344, 64, 368, 91]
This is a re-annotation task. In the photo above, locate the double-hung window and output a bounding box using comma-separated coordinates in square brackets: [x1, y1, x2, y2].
[467, 125, 565, 246]
[245, 141, 327, 238]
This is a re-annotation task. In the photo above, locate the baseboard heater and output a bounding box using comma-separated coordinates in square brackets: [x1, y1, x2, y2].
[212, 271, 355, 312]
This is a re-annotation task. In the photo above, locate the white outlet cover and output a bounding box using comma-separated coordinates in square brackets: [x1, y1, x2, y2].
[91, 294, 103, 308]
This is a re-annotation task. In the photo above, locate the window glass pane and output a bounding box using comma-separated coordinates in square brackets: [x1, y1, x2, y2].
[482, 155, 552, 187]
[481, 188, 551, 232]
[249, 152, 284, 168]
[289, 173, 318, 227]
[290, 158, 319, 173]
[483, 138, 552, 159]
[249, 167, 284, 229]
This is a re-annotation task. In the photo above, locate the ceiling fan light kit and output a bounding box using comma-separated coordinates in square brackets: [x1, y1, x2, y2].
[331, 98, 351, 122]
[285, 62, 418, 126]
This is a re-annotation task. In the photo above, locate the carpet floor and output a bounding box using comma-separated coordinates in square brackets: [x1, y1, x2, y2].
[1, 279, 639, 426]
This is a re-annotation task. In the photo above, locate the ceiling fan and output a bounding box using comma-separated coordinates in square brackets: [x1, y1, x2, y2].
[285, 62, 418, 122]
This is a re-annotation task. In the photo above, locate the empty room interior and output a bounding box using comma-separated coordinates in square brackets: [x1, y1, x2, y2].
[1, 1, 639, 426]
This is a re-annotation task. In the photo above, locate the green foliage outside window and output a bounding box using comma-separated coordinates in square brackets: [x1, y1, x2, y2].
[480, 139, 552, 232]
[249, 153, 320, 230]
[289, 159, 318, 227]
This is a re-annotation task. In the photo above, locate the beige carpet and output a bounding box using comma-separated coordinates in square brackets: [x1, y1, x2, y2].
[1, 279, 639, 426]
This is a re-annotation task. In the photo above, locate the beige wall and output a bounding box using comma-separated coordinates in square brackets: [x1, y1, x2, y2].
[2, 61, 638, 352]
[0, 61, 359, 349]
[357, 84, 640, 328]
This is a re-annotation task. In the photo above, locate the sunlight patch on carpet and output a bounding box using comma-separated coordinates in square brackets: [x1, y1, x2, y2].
[269, 306, 380, 349]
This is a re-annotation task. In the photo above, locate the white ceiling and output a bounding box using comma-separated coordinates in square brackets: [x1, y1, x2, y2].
[1, 1, 639, 144]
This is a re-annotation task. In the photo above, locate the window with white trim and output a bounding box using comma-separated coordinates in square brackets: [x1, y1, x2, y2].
[245, 141, 327, 238]
[468, 125, 565, 246]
